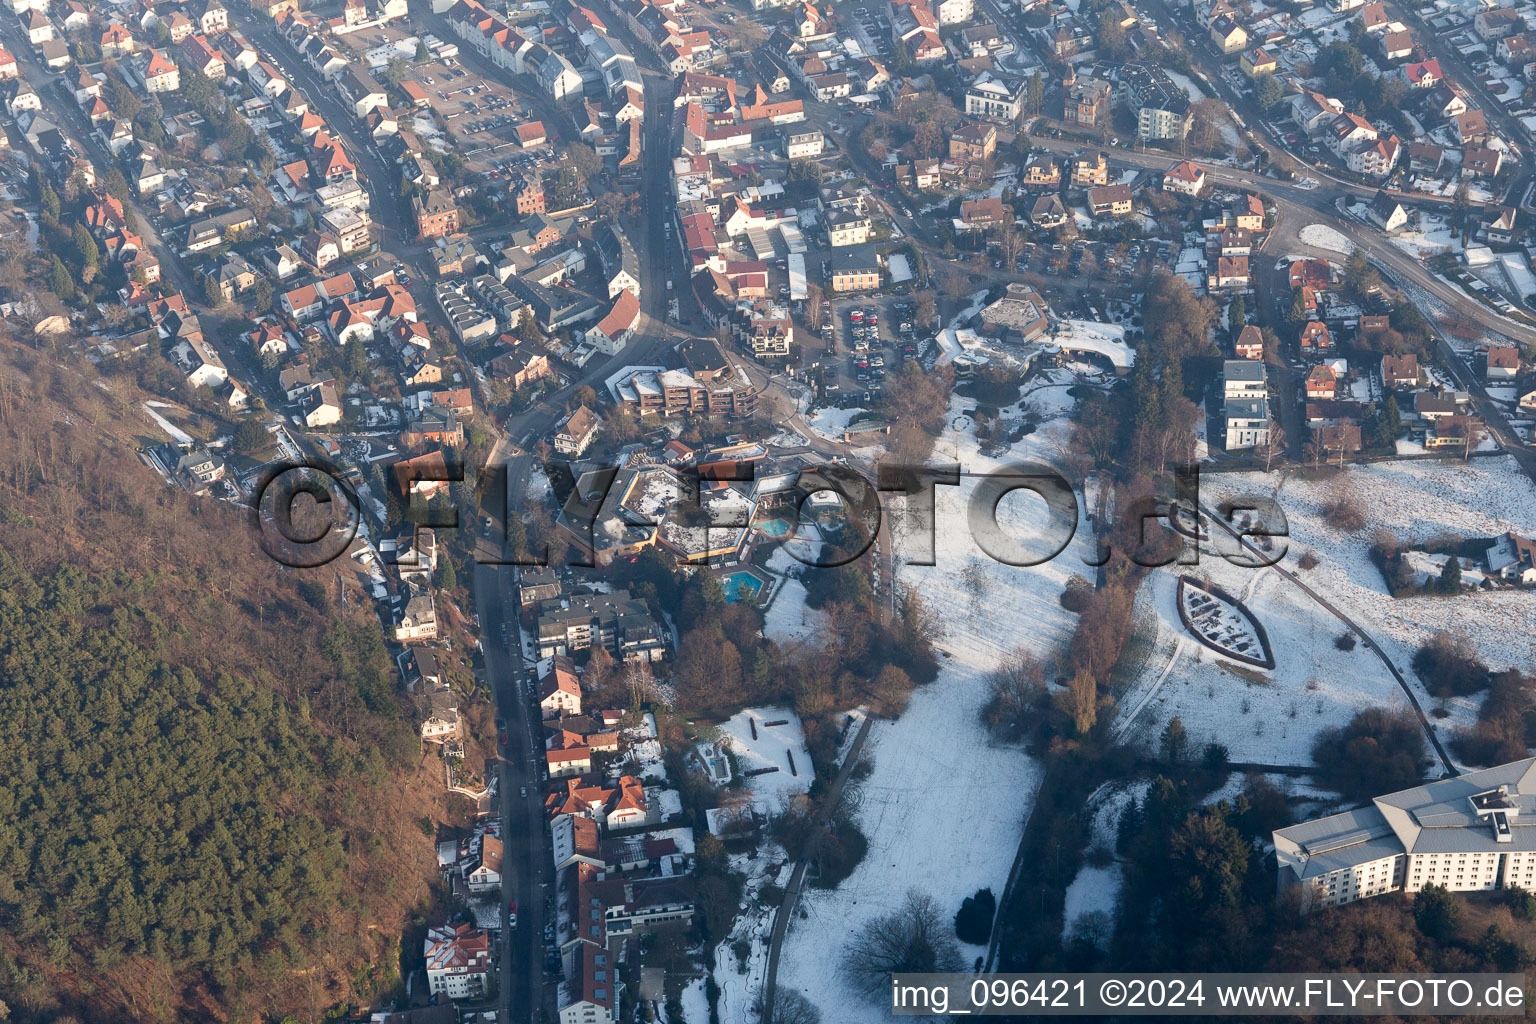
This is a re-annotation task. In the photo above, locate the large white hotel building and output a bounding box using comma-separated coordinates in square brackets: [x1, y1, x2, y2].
[1275, 758, 1536, 910]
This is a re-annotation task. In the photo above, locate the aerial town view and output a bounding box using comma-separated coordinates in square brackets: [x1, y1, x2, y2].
[0, 0, 1535, 1015]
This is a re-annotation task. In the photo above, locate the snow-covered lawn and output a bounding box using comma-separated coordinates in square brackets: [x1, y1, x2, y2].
[1225, 461, 1536, 666]
[762, 544, 824, 644]
[1392, 214, 1462, 259]
[804, 404, 869, 442]
[142, 402, 195, 445]
[1116, 456, 1536, 771]
[681, 977, 710, 1023]
[774, 392, 1094, 1022]
[1298, 224, 1354, 253]
[1164, 69, 1205, 103]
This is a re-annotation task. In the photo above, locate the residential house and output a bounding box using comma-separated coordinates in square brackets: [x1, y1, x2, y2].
[139, 49, 180, 93]
[1071, 150, 1109, 188]
[1163, 160, 1206, 196]
[1473, 7, 1522, 41]
[1119, 62, 1191, 140]
[958, 196, 1007, 229]
[1306, 363, 1338, 400]
[1455, 109, 1490, 145]
[1381, 29, 1413, 61]
[412, 190, 461, 239]
[554, 405, 602, 456]
[301, 380, 343, 426]
[948, 122, 997, 162]
[1464, 146, 1502, 178]
[1485, 207, 1518, 245]
[1487, 346, 1519, 379]
[1019, 155, 1061, 188]
[965, 73, 1026, 122]
[465, 835, 502, 892]
[1381, 352, 1419, 387]
[1367, 191, 1408, 233]
[1087, 184, 1132, 219]
[419, 688, 460, 744]
[1211, 255, 1250, 290]
[1299, 320, 1334, 355]
[1240, 47, 1277, 77]
[1234, 324, 1264, 359]
[1401, 58, 1443, 88]
[539, 655, 583, 718]
[176, 448, 227, 490]
[1210, 16, 1247, 52]
[1486, 532, 1536, 584]
[826, 208, 872, 246]
[1030, 193, 1068, 228]
[583, 289, 640, 355]
[829, 245, 881, 292]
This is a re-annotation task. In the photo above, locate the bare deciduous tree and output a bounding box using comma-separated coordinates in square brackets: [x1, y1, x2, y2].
[759, 989, 822, 1024]
[1259, 421, 1285, 473]
[843, 890, 964, 999]
[959, 557, 988, 612]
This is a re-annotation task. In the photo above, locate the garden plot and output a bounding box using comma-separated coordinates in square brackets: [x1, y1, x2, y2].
[774, 393, 1087, 1023]
[1177, 577, 1274, 668]
[1116, 561, 1408, 767]
[717, 707, 815, 814]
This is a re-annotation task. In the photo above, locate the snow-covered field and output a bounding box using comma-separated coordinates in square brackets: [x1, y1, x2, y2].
[1116, 556, 1409, 767]
[774, 390, 1096, 1022]
[1298, 224, 1355, 253]
[1213, 461, 1536, 673]
[1145, 460, 1536, 767]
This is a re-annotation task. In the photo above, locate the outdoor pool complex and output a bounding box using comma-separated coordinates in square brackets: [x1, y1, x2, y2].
[721, 571, 763, 604]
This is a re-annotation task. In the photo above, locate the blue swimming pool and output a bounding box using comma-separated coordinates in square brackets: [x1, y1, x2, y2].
[757, 518, 792, 537]
[721, 570, 764, 604]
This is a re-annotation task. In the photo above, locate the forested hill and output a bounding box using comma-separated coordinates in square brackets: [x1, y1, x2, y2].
[0, 343, 435, 1022]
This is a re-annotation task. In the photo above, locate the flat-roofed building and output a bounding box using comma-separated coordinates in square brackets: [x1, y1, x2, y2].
[1277, 758, 1536, 911]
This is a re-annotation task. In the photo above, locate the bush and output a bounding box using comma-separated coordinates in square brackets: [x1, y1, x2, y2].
[1321, 489, 1366, 532]
[807, 818, 869, 890]
[1312, 708, 1426, 801]
[954, 887, 997, 945]
[1297, 550, 1319, 570]
[1412, 632, 1490, 697]
[1060, 573, 1094, 612]
[1334, 631, 1357, 651]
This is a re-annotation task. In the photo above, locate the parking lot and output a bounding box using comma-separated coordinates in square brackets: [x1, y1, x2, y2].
[842, 2, 893, 62]
[811, 292, 928, 406]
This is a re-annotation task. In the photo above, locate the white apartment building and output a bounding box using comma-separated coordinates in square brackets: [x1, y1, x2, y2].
[935, 0, 974, 24]
[966, 74, 1026, 122]
[784, 129, 824, 159]
[1276, 758, 1536, 912]
[1223, 358, 1266, 400]
[1223, 359, 1269, 449]
[1223, 396, 1270, 449]
[826, 209, 871, 247]
[424, 924, 491, 999]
